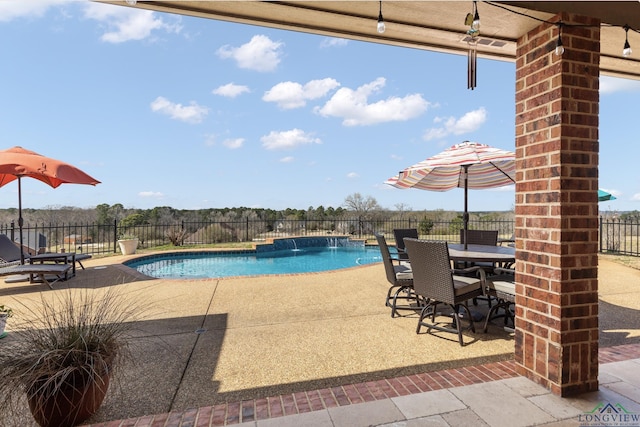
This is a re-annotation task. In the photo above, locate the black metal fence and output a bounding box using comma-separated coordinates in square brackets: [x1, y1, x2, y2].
[600, 217, 640, 256]
[1, 216, 638, 257]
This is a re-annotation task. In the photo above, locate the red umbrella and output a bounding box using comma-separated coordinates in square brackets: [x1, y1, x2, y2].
[0, 146, 100, 263]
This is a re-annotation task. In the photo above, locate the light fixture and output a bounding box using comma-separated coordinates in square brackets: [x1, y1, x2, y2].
[623, 25, 632, 57]
[125, 0, 137, 4]
[377, 1, 386, 34]
[555, 23, 565, 56]
[471, 1, 480, 31]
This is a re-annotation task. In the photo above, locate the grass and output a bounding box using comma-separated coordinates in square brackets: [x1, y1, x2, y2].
[602, 253, 640, 270]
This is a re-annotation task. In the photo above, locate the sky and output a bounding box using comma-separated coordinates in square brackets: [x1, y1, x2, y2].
[1, 1, 639, 213]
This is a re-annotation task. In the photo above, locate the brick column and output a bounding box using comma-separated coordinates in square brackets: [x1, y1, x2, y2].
[514, 12, 600, 396]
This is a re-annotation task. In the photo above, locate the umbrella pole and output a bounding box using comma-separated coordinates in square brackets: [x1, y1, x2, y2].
[18, 177, 25, 264]
[463, 165, 469, 250]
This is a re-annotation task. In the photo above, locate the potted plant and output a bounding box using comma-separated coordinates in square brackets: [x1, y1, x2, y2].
[0, 289, 141, 427]
[117, 233, 139, 255]
[0, 304, 13, 337]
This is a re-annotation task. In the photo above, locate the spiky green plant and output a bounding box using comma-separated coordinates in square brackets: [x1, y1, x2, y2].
[0, 304, 13, 317]
[0, 288, 144, 427]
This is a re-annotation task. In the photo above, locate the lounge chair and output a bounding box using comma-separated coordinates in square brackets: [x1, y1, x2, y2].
[0, 234, 30, 264]
[404, 238, 485, 346]
[0, 235, 78, 288]
[374, 233, 417, 317]
[0, 263, 72, 289]
[74, 253, 92, 269]
[29, 252, 92, 278]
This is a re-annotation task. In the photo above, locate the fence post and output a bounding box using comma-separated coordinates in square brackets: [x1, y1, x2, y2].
[114, 219, 118, 253]
[246, 217, 249, 242]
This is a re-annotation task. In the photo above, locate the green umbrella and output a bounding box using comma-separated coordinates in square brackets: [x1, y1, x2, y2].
[598, 189, 616, 202]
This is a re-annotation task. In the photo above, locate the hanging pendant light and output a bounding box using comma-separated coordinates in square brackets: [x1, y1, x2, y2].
[555, 23, 565, 56]
[623, 25, 632, 57]
[377, 1, 386, 34]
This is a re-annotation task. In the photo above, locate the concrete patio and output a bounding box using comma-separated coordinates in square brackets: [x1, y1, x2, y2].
[1, 253, 639, 426]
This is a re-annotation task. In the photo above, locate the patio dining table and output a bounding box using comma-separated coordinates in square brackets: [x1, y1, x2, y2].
[447, 243, 515, 266]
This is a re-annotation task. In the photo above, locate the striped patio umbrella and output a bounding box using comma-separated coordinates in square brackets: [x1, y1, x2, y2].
[385, 141, 515, 249]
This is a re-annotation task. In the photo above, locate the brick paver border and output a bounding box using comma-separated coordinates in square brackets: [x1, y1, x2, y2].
[83, 343, 640, 427]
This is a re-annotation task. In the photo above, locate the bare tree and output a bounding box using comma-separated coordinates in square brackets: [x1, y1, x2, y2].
[343, 193, 382, 236]
[394, 203, 412, 218]
[343, 193, 381, 215]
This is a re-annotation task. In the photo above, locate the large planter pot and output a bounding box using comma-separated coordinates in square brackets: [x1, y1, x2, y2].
[27, 370, 111, 427]
[118, 238, 138, 255]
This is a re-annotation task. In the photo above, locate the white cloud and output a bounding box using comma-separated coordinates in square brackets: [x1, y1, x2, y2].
[320, 37, 348, 48]
[600, 76, 640, 94]
[217, 35, 283, 72]
[631, 193, 640, 201]
[212, 83, 250, 98]
[150, 96, 209, 124]
[83, 2, 182, 43]
[261, 129, 321, 150]
[279, 156, 295, 163]
[347, 172, 359, 178]
[139, 191, 164, 198]
[222, 138, 244, 149]
[423, 107, 488, 141]
[263, 78, 340, 109]
[315, 77, 429, 126]
[0, 0, 70, 22]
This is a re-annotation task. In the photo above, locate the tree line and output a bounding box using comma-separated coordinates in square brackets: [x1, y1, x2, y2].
[0, 192, 541, 230]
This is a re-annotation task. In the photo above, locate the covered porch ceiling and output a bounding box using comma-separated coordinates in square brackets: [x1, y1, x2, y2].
[110, 1, 640, 80]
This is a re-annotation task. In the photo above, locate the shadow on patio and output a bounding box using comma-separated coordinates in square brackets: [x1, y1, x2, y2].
[2, 254, 640, 426]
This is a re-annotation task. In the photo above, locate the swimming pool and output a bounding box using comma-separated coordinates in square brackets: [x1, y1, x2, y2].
[125, 245, 383, 279]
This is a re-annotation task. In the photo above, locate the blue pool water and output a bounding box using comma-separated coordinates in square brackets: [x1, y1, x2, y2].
[125, 246, 382, 279]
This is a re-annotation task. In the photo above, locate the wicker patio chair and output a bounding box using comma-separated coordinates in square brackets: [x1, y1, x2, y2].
[458, 229, 500, 306]
[460, 229, 499, 246]
[403, 238, 485, 346]
[393, 228, 419, 260]
[374, 233, 417, 317]
[483, 267, 516, 333]
[457, 229, 500, 267]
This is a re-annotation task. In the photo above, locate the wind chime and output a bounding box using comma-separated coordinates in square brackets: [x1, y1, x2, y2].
[465, 1, 480, 90]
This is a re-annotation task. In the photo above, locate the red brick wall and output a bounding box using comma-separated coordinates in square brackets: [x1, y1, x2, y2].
[514, 12, 600, 396]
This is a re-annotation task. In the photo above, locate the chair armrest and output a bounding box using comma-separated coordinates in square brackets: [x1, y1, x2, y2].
[452, 265, 485, 278]
[493, 267, 515, 276]
[388, 255, 408, 265]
